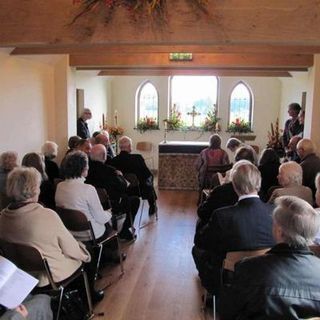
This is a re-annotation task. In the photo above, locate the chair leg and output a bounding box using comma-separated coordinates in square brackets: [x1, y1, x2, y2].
[94, 245, 103, 281]
[128, 212, 136, 238]
[116, 236, 124, 275]
[82, 270, 95, 316]
[213, 295, 216, 320]
[55, 287, 64, 320]
[138, 199, 145, 230]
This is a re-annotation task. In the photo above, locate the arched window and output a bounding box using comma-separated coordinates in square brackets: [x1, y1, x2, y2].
[136, 81, 159, 125]
[229, 82, 253, 126]
[170, 76, 218, 128]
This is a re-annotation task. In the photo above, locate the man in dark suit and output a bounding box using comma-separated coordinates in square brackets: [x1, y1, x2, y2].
[77, 108, 92, 139]
[111, 136, 157, 216]
[192, 160, 275, 299]
[297, 138, 320, 196]
[86, 144, 139, 240]
[95, 132, 116, 160]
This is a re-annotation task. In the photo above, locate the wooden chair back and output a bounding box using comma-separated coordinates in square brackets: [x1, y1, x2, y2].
[95, 187, 112, 210]
[55, 207, 95, 246]
[136, 141, 153, 152]
[223, 248, 270, 272]
[0, 239, 56, 289]
[309, 245, 320, 258]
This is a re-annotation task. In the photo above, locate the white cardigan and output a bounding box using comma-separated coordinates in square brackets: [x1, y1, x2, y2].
[55, 177, 112, 240]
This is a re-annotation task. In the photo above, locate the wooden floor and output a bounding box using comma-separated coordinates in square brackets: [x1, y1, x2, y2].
[94, 190, 214, 320]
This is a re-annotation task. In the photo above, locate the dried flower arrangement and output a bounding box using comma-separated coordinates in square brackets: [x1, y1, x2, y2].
[267, 118, 283, 150]
[71, 0, 208, 24]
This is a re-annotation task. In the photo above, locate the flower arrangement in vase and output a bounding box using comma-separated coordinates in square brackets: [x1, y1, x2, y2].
[136, 116, 159, 133]
[164, 104, 185, 130]
[226, 118, 252, 134]
[267, 118, 284, 155]
[201, 106, 221, 132]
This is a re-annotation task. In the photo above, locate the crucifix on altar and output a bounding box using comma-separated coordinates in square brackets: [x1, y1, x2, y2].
[187, 106, 201, 128]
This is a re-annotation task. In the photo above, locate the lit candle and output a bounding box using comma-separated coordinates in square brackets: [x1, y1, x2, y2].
[215, 122, 221, 132]
[114, 110, 118, 126]
[164, 120, 168, 130]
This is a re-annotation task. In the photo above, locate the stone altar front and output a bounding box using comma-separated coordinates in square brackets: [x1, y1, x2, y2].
[158, 141, 208, 190]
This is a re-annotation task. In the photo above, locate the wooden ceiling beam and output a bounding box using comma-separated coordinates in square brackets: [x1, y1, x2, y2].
[97, 69, 292, 77]
[10, 44, 320, 55]
[70, 53, 313, 68]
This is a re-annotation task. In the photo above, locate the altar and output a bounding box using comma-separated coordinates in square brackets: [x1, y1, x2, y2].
[158, 141, 208, 190]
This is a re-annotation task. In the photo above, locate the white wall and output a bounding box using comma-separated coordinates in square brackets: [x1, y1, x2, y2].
[109, 75, 282, 168]
[0, 49, 55, 162]
[75, 71, 109, 135]
[279, 72, 309, 128]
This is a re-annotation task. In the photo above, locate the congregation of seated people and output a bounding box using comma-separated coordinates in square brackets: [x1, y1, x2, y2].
[0, 129, 157, 318]
[193, 131, 320, 318]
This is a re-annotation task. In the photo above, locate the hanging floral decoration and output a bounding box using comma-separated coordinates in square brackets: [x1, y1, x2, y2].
[71, 0, 208, 24]
[226, 118, 252, 134]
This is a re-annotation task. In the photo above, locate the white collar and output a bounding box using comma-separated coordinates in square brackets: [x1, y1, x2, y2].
[238, 194, 259, 201]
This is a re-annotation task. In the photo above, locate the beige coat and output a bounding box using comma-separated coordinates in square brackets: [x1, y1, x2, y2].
[268, 185, 313, 206]
[0, 203, 91, 286]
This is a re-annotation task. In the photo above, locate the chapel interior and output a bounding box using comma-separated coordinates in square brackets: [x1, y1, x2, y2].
[1, 1, 320, 319]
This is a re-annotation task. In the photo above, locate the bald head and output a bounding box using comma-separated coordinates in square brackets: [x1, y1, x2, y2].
[288, 136, 302, 152]
[297, 138, 315, 159]
[90, 144, 107, 162]
[278, 161, 303, 187]
[95, 133, 109, 146]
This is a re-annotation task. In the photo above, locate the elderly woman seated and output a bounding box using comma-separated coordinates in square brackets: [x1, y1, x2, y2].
[0, 167, 104, 301]
[0, 151, 18, 210]
[55, 151, 121, 262]
[41, 141, 60, 183]
[219, 196, 320, 319]
[22, 152, 55, 210]
[268, 161, 313, 205]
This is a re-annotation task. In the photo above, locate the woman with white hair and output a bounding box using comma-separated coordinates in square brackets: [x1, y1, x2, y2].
[220, 196, 320, 318]
[0, 167, 91, 288]
[0, 151, 18, 209]
[41, 141, 59, 183]
[268, 161, 313, 205]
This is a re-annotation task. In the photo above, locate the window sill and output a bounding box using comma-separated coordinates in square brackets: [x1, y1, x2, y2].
[230, 134, 256, 142]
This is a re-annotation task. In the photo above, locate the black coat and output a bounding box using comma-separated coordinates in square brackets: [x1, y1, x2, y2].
[86, 159, 127, 201]
[196, 197, 275, 259]
[197, 182, 238, 227]
[300, 153, 320, 196]
[77, 118, 90, 139]
[219, 243, 320, 320]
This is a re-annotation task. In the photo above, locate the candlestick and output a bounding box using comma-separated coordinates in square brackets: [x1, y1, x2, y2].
[114, 110, 118, 126]
[164, 120, 168, 130]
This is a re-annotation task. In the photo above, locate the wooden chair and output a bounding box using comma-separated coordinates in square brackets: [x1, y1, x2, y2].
[222, 248, 270, 285]
[0, 239, 100, 320]
[95, 187, 112, 210]
[309, 245, 320, 258]
[136, 141, 154, 170]
[124, 173, 158, 230]
[55, 207, 124, 280]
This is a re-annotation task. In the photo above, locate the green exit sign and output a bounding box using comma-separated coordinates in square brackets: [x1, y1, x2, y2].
[169, 53, 193, 61]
